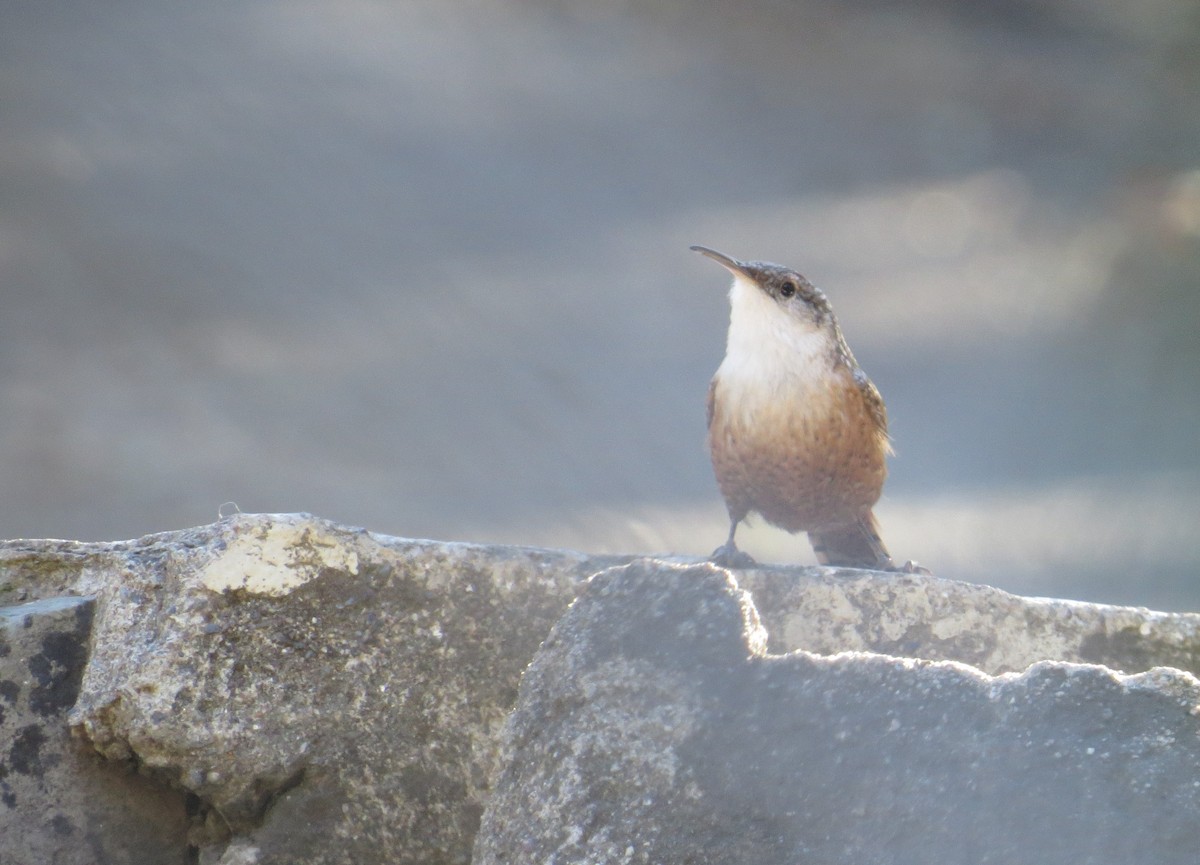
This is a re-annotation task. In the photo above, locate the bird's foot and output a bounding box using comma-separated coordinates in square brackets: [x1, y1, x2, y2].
[896, 559, 933, 575]
[709, 544, 757, 569]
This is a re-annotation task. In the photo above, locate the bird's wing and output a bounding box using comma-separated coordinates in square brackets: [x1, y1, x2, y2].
[852, 367, 888, 437]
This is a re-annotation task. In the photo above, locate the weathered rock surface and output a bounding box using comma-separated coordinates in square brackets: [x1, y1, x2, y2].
[0, 595, 191, 864]
[2, 514, 1200, 864]
[737, 569, 1200, 676]
[2, 514, 612, 865]
[474, 560, 1200, 865]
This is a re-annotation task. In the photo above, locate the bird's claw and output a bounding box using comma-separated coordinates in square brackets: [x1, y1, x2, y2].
[709, 544, 757, 569]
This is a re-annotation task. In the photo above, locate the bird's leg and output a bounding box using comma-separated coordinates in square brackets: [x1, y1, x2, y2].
[709, 516, 756, 569]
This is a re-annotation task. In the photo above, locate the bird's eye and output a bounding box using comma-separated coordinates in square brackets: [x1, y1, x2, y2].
[780, 280, 797, 298]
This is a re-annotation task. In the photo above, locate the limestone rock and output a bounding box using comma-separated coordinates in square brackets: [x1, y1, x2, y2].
[474, 560, 1200, 865]
[737, 568, 1200, 676]
[2, 513, 609, 865]
[4, 515, 1200, 864]
[0, 595, 191, 864]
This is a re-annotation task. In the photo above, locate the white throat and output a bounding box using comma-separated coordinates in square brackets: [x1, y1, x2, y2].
[718, 273, 831, 391]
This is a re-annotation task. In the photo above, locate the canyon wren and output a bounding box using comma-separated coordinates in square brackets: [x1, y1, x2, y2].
[692, 245, 903, 571]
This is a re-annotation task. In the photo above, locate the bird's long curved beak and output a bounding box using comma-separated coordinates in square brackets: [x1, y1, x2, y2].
[690, 245, 754, 280]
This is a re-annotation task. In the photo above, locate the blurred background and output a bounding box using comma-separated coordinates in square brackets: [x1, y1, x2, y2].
[2, 0, 1198, 609]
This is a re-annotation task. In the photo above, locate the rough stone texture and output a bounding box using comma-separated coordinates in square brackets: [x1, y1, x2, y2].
[0, 595, 191, 865]
[1, 513, 611, 865]
[475, 560, 1200, 865]
[737, 569, 1200, 676]
[4, 515, 1200, 864]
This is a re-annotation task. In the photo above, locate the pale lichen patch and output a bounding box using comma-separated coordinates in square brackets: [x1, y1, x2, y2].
[201, 520, 359, 596]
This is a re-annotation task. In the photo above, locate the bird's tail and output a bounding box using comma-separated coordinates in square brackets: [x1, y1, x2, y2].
[808, 512, 895, 570]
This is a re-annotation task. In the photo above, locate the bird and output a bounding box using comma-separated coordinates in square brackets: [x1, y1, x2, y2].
[692, 244, 911, 571]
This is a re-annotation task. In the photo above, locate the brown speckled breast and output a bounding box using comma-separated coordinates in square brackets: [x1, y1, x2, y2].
[708, 368, 889, 533]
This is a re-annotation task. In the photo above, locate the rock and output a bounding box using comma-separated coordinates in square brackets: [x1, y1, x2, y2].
[474, 560, 1200, 865]
[4, 515, 1200, 864]
[736, 568, 1200, 676]
[2, 513, 611, 865]
[0, 595, 192, 865]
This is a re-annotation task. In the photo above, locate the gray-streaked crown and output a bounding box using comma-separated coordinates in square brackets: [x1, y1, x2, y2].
[690, 245, 834, 326]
